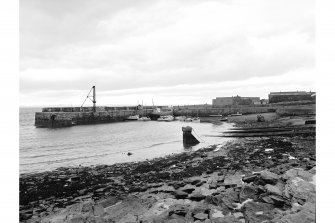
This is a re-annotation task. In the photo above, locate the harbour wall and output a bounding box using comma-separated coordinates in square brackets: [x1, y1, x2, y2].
[35, 109, 154, 128]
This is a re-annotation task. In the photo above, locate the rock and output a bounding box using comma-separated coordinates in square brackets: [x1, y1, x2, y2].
[180, 184, 196, 194]
[268, 195, 287, 207]
[118, 213, 137, 223]
[98, 197, 120, 208]
[239, 184, 258, 202]
[211, 215, 241, 223]
[93, 204, 104, 216]
[224, 175, 243, 187]
[233, 212, 244, 219]
[70, 215, 85, 223]
[264, 184, 282, 196]
[282, 168, 314, 182]
[127, 152, 133, 156]
[168, 204, 190, 217]
[261, 195, 286, 207]
[209, 181, 218, 189]
[86, 216, 104, 223]
[283, 177, 316, 202]
[189, 193, 206, 201]
[195, 181, 204, 187]
[242, 175, 257, 183]
[184, 178, 201, 185]
[241, 201, 275, 223]
[275, 202, 315, 223]
[174, 190, 189, 199]
[205, 195, 222, 206]
[260, 170, 279, 185]
[193, 213, 208, 221]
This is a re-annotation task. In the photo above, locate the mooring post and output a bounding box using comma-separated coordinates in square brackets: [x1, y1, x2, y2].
[182, 126, 200, 146]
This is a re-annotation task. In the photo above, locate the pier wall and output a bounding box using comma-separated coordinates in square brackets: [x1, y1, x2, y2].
[35, 109, 153, 128]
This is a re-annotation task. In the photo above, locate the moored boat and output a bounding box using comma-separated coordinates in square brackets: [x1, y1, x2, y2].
[185, 117, 200, 123]
[126, 115, 139, 120]
[220, 117, 228, 121]
[157, 115, 174, 122]
[138, 117, 151, 121]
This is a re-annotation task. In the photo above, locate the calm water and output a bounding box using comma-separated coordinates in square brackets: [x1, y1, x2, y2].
[20, 107, 233, 174]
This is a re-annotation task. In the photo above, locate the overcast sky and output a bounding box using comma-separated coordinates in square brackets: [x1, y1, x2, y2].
[20, 0, 315, 106]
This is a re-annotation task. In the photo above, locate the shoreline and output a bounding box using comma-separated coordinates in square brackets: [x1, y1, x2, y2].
[20, 114, 316, 222]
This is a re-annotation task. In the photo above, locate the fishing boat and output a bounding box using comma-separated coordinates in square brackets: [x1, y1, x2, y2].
[138, 117, 151, 121]
[126, 115, 139, 120]
[157, 115, 174, 122]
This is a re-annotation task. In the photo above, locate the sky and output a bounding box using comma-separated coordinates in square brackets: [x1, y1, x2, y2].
[20, 0, 315, 107]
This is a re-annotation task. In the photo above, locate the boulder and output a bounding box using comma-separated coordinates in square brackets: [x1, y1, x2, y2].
[261, 195, 286, 208]
[211, 215, 241, 223]
[265, 184, 282, 196]
[240, 184, 258, 202]
[70, 215, 86, 223]
[241, 201, 275, 223]
[180, 184, 196, 194]
[275, 202, 315, 223]
[93, 205, 104, 216]
[168, 204, 190, 217]
[242, 175, 257, 183]
[224, 175, 243, 188]
[174, 190, 189, 199]
[193, 213, 208, 221]
[260, 171, 279, 185]
[282, 168, 314, 182]
[283, 177, 316, 202]
[189, 193, 206, 201]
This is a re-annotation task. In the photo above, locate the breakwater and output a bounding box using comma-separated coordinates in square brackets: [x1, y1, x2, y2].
[35, 106, 160, 128]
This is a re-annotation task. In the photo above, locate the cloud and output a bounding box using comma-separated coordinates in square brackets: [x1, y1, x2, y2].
[20, 0, 315, 105]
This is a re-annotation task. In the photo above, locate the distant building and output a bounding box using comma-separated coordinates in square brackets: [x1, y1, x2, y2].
[268, 91, 315, 104]
[212, 96, 260, 107]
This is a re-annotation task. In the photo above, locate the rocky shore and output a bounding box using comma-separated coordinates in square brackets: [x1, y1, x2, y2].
[20, 115, 316, 223]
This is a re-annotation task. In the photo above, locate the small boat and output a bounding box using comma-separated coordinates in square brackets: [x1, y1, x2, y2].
[220, 117, 228, 122]
[175, 116, 187, 121]
[209, 114, 222, 117]
[138, 117, 151, 121]
[185, 117, 200, 123]
[126, 115, 139, 120]
[157, 115, 174, 122]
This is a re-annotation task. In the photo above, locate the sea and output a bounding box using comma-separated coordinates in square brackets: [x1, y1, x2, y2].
[20, 107, 234, 174]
